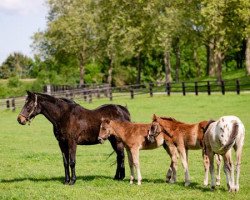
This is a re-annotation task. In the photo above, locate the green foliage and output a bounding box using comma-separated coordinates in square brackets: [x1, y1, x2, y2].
[0, 52, 34, 79]
[7, 76, 22, 88]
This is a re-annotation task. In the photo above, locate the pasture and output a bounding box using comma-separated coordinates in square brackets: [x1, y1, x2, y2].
[0, 93, 249, 199]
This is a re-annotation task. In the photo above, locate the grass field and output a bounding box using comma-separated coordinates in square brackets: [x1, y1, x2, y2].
[0, 93, 249, 200]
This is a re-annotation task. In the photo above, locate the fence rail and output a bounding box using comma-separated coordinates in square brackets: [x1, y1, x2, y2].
[1, 79, 250, 110]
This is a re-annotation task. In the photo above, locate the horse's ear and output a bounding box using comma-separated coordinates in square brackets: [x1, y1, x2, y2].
[152, 114, 157, 121]
[26, 90, 32, 96]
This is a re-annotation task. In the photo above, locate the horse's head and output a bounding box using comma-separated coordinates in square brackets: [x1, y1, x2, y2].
[147, 114, 163, 142]
[17, 91, 41, 125]
[98, 118, 114, 144]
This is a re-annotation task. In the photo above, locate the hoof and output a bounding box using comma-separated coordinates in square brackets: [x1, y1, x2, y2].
[210, 186, 215, 191]
[69, 179, 76, 185]
[203, 181, 208, 186]
[216, 179, 220, 186]
[234, 185, 239, 192]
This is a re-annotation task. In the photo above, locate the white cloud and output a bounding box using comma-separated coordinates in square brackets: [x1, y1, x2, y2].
[0, 0, 46, 15]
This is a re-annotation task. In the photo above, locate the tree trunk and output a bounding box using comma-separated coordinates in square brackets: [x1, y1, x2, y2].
[174, 38, 180, 83]
[209, 39, 216, 76]
[193, 49, 201, 77]
[79, 52, 85, 86]
[136, 53, 142, 85]
[164, 51, 172, 83]
[206, 44, 210, 76]
[107, 58, 113, 86]
[246, 36, 250, 75]
[214, 50, 224, 82]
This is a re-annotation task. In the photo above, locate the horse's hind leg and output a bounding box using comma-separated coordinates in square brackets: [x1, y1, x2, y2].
[109, 136, 125, 180]
[223, 150, 234, 192]
[235, 144, 243, 192]
[58, 141, 70, 184]
[69, 140, 77, 185]
[203, 151, 210, 186]
[215, 154, 222, 186]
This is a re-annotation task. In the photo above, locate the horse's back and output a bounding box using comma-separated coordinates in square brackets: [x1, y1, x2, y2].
[94, 104, 130, 121]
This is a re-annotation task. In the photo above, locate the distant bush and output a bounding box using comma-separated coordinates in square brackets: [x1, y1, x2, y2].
[7, 76, 22, 88]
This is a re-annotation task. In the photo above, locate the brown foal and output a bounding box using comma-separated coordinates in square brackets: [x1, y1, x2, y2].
[98, 119, 165, 185]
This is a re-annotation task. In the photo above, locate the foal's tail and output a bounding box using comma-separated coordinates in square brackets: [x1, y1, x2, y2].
[220, 122, 239, 152]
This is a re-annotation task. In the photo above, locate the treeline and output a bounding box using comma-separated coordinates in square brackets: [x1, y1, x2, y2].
[1, 0, 250, 87]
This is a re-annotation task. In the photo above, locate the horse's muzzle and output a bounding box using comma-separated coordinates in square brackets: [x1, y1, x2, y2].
[98, 136, 105, 144]
[17, 114, 27, 125]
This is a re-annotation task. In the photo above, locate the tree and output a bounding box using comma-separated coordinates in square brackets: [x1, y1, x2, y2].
[0, 52, 33, 78]
[201, 0, 245, 81]
[33, 0, 98, 85]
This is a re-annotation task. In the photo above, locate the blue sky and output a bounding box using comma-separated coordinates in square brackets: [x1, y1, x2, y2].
[0, 0, 47, 64]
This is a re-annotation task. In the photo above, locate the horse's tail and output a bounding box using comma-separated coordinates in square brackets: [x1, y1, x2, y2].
[202, 120, 216, 133]
[220, 121, 239, 152]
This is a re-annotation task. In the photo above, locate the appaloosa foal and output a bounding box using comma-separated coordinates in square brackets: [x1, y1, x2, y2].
[203, 116, 245, 192]
[98, 119, 165, 185]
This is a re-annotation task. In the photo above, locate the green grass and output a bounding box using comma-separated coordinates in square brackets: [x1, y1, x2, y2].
[0, 93, 250, 199]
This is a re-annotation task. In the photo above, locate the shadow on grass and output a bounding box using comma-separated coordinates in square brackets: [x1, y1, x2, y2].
[0, 175, 114, 184]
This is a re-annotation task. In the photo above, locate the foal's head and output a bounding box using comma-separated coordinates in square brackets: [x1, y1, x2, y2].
[148, 114, 163, 142]
[17, 91, 41, 125]
[98, 118, 114, 144]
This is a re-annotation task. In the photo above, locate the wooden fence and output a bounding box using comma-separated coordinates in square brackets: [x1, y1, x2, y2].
[1, 78, 250, 110]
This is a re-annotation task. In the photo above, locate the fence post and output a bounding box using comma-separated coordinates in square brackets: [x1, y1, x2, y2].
[11, 98, 16, 111]
[166, 82, 171, 96]
[236, 79, 240, 95]
[149, 83, 153, 97]
[207, 81, 211, 95]
[130, 88, 134, 99]
[6, 100, 10, 109]
[97, 88, 100, 99]
[83, 90, 87, 101]
[88, 91, 92, 103]
[195, 82, 198, 95]
[70, 92, 74, 100]
[182, 82, 186, 96]
[221, 80, 225, 95]
[109, 88, 113, 101]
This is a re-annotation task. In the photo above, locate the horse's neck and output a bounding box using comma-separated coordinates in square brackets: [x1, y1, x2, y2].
[110, 121, 127, 140]
[40, 98, 70, 126]
[159, 120, 173, 132]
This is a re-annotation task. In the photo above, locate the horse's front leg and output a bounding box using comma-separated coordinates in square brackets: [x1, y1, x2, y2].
[126, 149, 135, 184]
[164, 142, 178, 183]
[68, 140, 77, 185]
[58, 140, 70, 184]
[203, 151, 210, 186]
[178, 145, 190, 186]
[108, 136, 125, 180]
[131, 148, 142, 185]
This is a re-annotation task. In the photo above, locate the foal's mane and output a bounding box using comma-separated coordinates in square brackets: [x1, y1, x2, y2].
[159, 117, 183, 124]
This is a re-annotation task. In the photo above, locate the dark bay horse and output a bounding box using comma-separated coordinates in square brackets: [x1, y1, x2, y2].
[17, 91, 130, 185]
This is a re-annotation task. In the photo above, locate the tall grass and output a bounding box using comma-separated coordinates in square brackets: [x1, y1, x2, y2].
[0, 93, 249, 199]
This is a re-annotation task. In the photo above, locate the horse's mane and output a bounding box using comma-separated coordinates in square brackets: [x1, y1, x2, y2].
[34, 92, 77, 105]
[159, 116, 185, 124]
